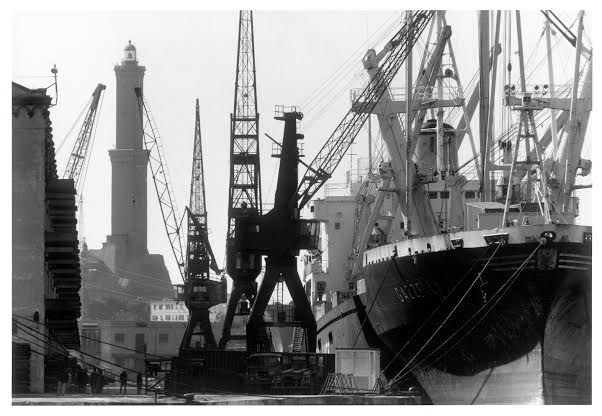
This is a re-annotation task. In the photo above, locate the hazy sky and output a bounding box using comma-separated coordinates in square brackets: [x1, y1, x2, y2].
[12, 9, 591, 286]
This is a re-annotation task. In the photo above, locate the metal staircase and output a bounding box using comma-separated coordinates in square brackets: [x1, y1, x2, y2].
[292, 326, 305, 352]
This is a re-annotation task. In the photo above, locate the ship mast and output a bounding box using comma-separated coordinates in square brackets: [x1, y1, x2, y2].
[405, 10, 413, 235]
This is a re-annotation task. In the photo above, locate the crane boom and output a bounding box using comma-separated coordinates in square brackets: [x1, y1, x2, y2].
[219, 10, 263, 350]
[227, 10, 263, 240]
[176, 101, 226, 353]
[190, 99, 207, 222]
[187, 99, 222, 280]
[134, 87, 186, 282]
[295, 10, 435, 210]
[62, 83, 106, 190]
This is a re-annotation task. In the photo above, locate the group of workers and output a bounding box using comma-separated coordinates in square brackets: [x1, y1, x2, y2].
[56, 363, 144, 396]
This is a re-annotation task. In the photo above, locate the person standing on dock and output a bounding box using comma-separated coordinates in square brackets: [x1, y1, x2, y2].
[119, 370, 128, 394]
[136, 372, 143, 395]
[56, 367, 68, 396]
[97, 369, 106, 394]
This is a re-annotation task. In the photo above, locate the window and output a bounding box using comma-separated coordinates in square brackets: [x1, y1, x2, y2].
[135, 333, 145, 352]
[465, 191, 475, 199]
[153, 305, 156, 310]
[159, 304, 163, 310]
[114, 333, 125, 344]
[310, 205, 315, 213]
[159, 333, 169, 344]
[334, 222, 341, 230]
[440, 191, 450, 199]
[328, 332, 333, 343]
[428, 192, 438, 199]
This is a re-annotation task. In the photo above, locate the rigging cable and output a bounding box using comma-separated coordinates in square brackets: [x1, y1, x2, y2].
[350, 253, 395, 348]
[388, 241, 543, 387]
[385, 240, 504, 387]
[14, 314, 172, 360]
[377, 242, 497, 378]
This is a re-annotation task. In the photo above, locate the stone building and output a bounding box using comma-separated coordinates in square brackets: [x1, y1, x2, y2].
[12, 82, 81, 393]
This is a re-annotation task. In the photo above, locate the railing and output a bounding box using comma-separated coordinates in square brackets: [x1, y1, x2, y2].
[274, 105, 302, 118]
[503, 82, 592, 109]
[303, 259, 327, 277]
[263, 308, 297, 324]
[324, 182, 351, 197]
[350, 85, 464, 105]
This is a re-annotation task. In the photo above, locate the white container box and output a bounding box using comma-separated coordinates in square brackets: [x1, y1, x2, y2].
[335, 348, 380, 391]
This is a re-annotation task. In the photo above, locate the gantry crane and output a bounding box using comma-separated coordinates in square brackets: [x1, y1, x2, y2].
[219, 10, 264, 350]
[175, 100, 226, 352]
[229, 10, 435, 353]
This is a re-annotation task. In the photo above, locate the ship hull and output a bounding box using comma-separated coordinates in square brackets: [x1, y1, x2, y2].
[316, 224, 591, 404]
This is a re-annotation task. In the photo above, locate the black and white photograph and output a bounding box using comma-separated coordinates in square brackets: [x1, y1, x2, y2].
[5, 0, 596, 407]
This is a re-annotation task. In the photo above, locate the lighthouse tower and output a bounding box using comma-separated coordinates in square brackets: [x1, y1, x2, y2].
[109, 41, 149, 255]
[88, 41, 172, 301]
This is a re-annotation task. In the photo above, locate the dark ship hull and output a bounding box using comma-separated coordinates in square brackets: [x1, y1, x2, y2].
[316, 224, 591, 404]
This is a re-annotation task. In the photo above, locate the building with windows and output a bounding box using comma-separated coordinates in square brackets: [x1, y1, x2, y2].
[80, 320, 186, 374]
[149, 301, 226, 323]
[80, 303, 228, 374]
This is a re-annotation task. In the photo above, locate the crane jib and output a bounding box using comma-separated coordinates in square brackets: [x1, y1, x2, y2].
[295, 10, 435, 210]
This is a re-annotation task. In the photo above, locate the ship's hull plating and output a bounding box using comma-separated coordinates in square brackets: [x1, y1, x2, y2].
[316, 225, 591, 404]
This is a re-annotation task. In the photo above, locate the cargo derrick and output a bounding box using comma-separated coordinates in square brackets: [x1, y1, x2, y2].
[295, 11, 435, 210]
[295, 11, 435, 283]
[219, 11, 264, 350]
[175, 100, 226, 353]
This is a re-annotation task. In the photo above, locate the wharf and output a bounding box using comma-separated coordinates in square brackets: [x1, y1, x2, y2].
[12, 393, 421, 405]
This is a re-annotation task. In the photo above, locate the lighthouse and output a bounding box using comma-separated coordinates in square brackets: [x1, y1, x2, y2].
[109, 40, 149, 255]
[88, 41, 172, 301]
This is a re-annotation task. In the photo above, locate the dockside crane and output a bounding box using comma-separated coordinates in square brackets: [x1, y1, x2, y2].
[134, 87, 186, 283]
[134, 90, 227, 351]
[62, 83, 106, 247]
[175, 100, 226, 352]
[229, 10, 434, 354]
[63, 83, 106, 191]
[219, 10, 264, 350]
